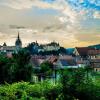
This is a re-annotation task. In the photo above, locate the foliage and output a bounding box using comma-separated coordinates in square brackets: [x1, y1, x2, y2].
[59, 68, 100, 100]
[0, 67, 100, 100]
[0, 55, 14, 84]
[0, 81, 60, 100]
[34, 61, 53, 81]
[40, 61, 53, 76]
[0, 50, 33, 84]
[0, 52, 100, 100]
[13, 50, 33, 82]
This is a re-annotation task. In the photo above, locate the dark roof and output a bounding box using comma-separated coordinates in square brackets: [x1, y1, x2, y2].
[60, 59, 69, 66]
[60, 59, 76, 66]
[30, 55, 46, 67]
[75, 47, 95, 56]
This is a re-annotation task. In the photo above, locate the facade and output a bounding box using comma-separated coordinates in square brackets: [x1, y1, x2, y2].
[88, 50, 100, 72]
[73, 47, 100, 71]
[89, 59, 100, 72]
[88, 50, 100, 59]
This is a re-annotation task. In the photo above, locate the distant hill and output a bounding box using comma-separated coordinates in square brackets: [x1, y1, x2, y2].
[88, 44, 100, 50]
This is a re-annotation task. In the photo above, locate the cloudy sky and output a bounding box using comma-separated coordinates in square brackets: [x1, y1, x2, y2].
[0, 0, 100, 48]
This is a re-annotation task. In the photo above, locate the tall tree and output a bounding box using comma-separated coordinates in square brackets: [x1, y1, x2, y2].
[13, 50, 33, 82]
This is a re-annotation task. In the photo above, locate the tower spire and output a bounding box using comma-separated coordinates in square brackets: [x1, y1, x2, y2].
[18, 31, 20, 39]
[15, 31, 22, 48]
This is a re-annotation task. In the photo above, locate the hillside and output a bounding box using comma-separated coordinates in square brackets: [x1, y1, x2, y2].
[88, 44, 100, 49]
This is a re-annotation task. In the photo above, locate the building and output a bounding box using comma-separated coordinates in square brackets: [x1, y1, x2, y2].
[74, 47, 100, 71]
[89, 59, 100, 72]
[43, 41, 60, 51]
[88, 50, 100, 72]
[88, 50, 100, 59]
[15, 32, 22, 50]
[73, 47, 95, 60]
[27, 41, 60, 54]
[54, 55, 77, 69]
[0, 33, 22, 54]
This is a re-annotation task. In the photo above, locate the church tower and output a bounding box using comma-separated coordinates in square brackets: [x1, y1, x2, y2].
[15, 32, 22, 50]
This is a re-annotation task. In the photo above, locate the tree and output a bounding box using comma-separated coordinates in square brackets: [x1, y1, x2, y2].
[13, 50, 33, 82]
[59, 69, 75, 100]
[0, 50, 33, 84]
[38, 61, 53, 81]
[59, 68, 100, 100]
[0, 55, 14, 84]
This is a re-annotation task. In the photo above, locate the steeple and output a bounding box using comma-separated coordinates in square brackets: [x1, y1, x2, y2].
[15, 32, 22, 48]
[18, 32, 20, 39]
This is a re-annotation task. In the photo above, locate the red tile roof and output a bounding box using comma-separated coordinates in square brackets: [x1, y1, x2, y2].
[48, 56, 58, 63]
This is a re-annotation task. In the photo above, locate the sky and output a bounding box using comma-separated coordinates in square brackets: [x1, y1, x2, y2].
[0, 0, 100, 48]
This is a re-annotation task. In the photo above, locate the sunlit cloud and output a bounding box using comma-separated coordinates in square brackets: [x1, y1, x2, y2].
[93, 11, 100, 19]
[0, 0, 99, 48]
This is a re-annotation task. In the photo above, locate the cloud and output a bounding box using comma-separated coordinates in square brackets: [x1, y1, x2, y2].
[1, 0, 99, 23]
[93, 11, 100, 19]
[9, 25, 26, 29]
[0, 0, 54, 10]
[0, 0, 99, 47]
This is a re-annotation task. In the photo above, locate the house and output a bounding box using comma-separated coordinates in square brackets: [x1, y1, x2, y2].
[88, 50, 100, 59]
[73, 47, 98, 65]
[55, 57, 77, 69]
[73, 47, 96, 60]
[74, 47, 100, 71]
[89, 59, 100, 72]
[87, 50, 100, 71]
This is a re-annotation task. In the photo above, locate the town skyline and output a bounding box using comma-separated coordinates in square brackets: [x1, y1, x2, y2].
[0, 0, 100, 47]
[0, 32, 99, 48]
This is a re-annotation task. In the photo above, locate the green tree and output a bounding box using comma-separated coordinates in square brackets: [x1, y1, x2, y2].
[59, 69, 75, 100]
[39, 61, 53, 80]
[0, 55, 14, 84]
[13, 50, 33, 82]
[59, 68, 100, 100]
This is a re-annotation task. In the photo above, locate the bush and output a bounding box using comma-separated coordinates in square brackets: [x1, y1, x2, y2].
[0, 81, 59, 100]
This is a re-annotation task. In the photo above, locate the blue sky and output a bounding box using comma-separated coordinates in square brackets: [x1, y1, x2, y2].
[0, 0, 99, 47]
